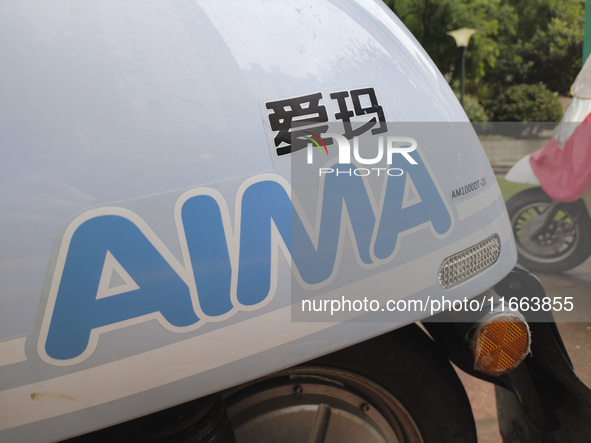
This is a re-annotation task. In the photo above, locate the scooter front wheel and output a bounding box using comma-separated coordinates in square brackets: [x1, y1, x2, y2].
[506, 187, 591, 273]
[223, 325, 477, 442]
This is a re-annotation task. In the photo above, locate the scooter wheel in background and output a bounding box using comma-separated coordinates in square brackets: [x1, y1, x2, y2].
[506, 187, 591, 273]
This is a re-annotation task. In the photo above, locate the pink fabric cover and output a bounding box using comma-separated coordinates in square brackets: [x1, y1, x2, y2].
[530, 114, 591, 202]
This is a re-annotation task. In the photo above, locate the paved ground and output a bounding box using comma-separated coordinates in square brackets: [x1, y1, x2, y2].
[458, 255, 591, 442]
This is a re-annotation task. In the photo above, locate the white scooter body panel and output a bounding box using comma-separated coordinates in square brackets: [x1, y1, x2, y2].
[0, 1, 516, 440]
[504, 154, 540, 185]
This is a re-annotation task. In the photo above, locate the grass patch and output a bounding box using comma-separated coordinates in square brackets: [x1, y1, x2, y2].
[497, 178, 537, 201]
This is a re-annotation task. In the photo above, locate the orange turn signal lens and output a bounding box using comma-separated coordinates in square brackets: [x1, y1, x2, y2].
[472, 315, 531, 376]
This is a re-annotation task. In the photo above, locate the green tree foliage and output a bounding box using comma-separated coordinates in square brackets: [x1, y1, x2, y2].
[385, 0, 516, 82]
[489, 84, 563, 122]
[385, 0, 585, 95]
[496, 0, 585, 94]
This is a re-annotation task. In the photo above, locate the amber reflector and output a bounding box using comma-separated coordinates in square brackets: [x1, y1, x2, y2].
[472, 316, 530, 376]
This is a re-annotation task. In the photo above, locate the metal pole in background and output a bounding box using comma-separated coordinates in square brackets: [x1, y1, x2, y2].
[447, 28, 476, 107]
[460, 46, 467, 106]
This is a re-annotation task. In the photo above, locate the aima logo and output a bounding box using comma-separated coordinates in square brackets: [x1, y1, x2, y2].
[305, 133, 418, 177]
[38, 134, 453, 364]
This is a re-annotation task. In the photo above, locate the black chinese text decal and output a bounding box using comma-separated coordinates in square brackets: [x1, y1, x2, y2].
[265, 87, 387, 157]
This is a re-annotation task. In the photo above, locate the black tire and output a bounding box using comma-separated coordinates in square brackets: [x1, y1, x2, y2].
[506, 187, 591, 273]
[223, 324, 477, 443]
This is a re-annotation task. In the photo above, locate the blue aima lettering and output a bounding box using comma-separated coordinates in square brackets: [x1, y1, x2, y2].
[44, 215, 199, 361]
[40, 161, 451, 363]
[373, 150, 452, 259]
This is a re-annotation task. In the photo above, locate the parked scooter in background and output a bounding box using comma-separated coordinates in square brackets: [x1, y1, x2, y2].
[505, 57, 591, 273]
